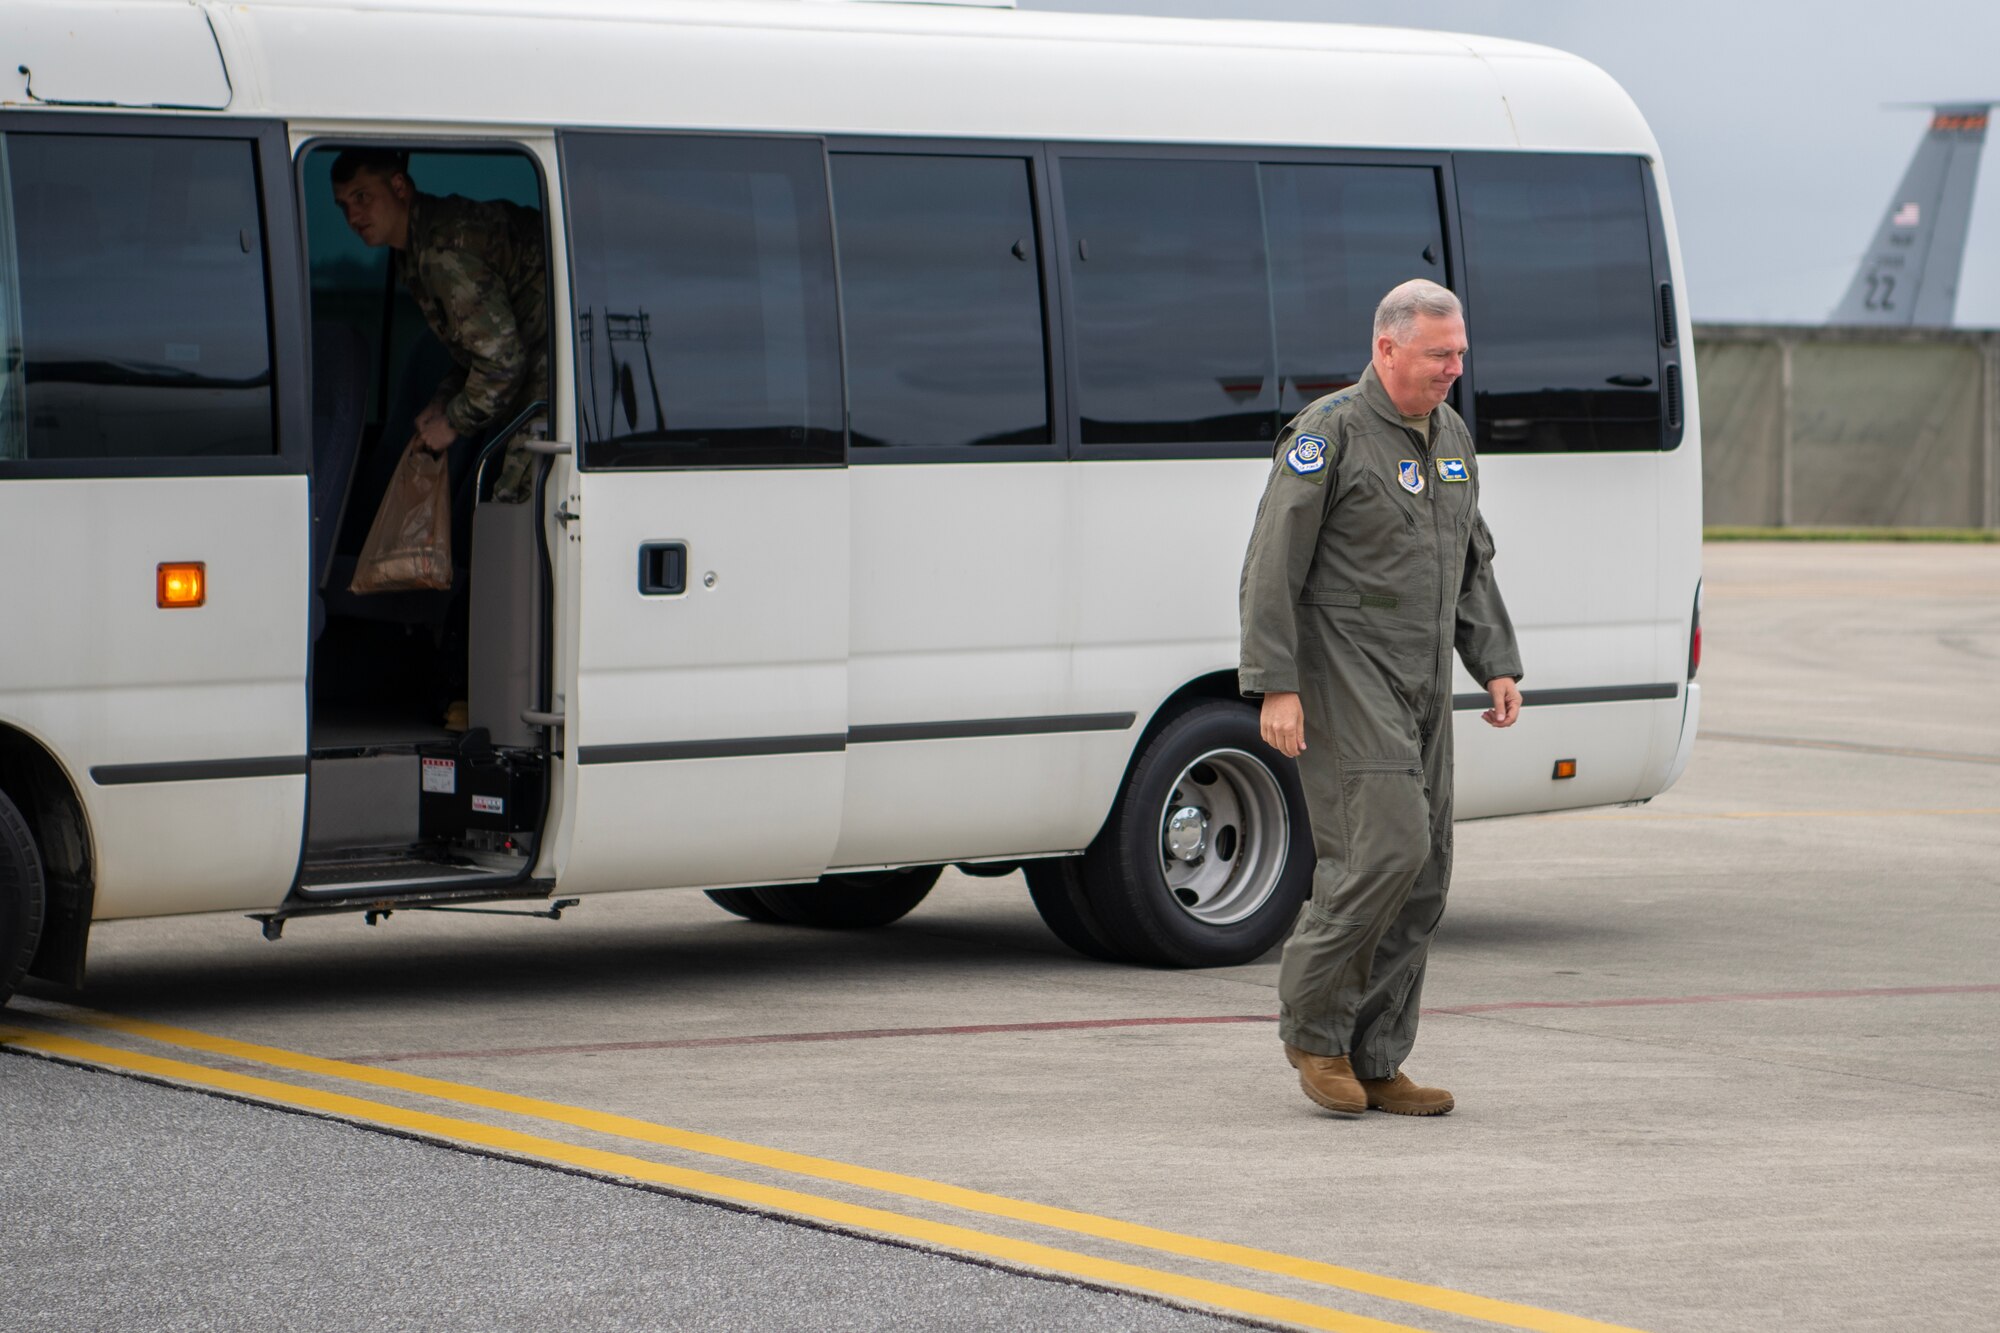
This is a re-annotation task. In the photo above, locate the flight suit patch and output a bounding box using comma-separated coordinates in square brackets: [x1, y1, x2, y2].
[1435, 457, 1470, 482]
[1397, 460, 1425, 494]
[1286, 434, 1329, 478]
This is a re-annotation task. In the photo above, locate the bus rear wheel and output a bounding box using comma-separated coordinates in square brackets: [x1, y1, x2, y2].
[704, 888, 785, 923]
[0, 789, 47, 1007]
[1051, 699, 1310, 968]
[1024, 858, 1127, 962]
[752, 866, 942, 929]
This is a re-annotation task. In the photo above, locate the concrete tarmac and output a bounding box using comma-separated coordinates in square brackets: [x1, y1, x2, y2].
[5, 541, 1998, 1332]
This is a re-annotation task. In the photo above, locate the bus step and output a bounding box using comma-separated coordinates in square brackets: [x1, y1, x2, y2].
[298, 854, 514, 895]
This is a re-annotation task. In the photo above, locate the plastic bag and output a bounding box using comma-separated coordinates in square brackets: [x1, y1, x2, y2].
[350, 439, 452, 593]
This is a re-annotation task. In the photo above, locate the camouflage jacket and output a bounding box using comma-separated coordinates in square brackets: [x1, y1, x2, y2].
[397, 192, 549, 438]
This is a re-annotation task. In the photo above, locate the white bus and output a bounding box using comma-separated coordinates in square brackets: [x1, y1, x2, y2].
[0, 0, 1701, 1001]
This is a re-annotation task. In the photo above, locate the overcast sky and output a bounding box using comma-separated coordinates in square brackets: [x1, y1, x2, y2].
[1021, 0, 2000, 327]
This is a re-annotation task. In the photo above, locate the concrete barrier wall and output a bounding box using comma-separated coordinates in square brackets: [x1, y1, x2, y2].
[1694, 324, 2000, 528]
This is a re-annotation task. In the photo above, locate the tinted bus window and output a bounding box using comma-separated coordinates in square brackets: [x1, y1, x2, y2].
[833, 154, 1049, 452]
[2, 133, 273, 461]
[1263, 164, 1446, 414]
[0, 140, 21, 458]
[1455, 153, 1662, 452]
[564, 134, 842, 469]
[1061, 158, 1275, 446]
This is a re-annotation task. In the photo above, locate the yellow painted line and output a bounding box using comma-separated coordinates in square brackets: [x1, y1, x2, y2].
[41, 1007, 1644, 1333]
[0, 1024, 1418, 1333]
[1554, 807, 2000, 822]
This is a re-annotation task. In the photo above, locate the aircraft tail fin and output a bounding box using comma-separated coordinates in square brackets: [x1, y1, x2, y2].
[1831, 103, 1991, 326]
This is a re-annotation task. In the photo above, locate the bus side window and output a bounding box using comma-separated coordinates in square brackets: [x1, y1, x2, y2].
[0, 138, 19, 458]
[1454, 153, 1663, 453]
[563, 133, 842, 471]
[831, 152, 1051, 452]
[1061, 157, 1277, 448]
[0, 133, 273, 462]
[1263, 164, 1447, 414]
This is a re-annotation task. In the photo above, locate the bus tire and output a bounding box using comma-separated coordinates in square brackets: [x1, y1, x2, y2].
[753, 866, 941, 929]
[1024, 858, 1127, 962]
[704, 888, 786, 923]
[1077, 700, 1310, 968]
[0, 789, 47, 1008]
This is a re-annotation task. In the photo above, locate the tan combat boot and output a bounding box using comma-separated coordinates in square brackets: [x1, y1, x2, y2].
[1284, 1044, 1366, 1115]
[1358, 1070, 1454, 1116]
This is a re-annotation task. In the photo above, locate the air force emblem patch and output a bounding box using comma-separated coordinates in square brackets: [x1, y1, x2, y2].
[1398, 460, 1424, 494]
[1286, 434, 1328, 476]
[1436, 457, 1470, 483]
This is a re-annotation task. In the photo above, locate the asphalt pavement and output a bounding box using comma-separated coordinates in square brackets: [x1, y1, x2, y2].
[0, 1054, 1257, 1333]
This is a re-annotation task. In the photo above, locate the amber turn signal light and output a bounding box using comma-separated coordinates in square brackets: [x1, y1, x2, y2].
[1551, 758, 1577, 780]
[157, 562, 206, 608]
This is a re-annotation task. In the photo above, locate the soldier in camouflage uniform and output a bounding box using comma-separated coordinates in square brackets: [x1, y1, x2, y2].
[331, 149, 548, 502]
[1239, 279, 1523, 1119]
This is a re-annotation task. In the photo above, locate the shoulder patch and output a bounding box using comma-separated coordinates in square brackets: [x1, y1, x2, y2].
[1285, 434, 1329, 477]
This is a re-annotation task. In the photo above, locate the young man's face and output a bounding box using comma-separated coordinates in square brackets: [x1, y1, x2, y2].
[332, 167, 413, 250]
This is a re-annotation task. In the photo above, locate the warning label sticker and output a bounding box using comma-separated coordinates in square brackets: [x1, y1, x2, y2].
[421, 758, 456, 794]
[471, 794, 505, 815]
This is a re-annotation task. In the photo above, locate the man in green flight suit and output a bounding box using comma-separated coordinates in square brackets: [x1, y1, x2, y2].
[331, 148, 549, 502]
[1239, 278, 1523, 1118]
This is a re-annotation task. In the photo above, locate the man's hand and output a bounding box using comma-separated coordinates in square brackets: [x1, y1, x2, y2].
[1482, 677, 1522, 729]
[414, 403, 458, 456]
[1260, 691, 1307, 758]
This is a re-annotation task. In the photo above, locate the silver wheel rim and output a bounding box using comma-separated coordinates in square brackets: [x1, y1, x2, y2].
[1154, 747, 1290, 927]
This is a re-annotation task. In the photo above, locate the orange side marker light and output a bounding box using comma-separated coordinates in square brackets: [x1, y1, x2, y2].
[1552, 759, 1578, 781]
[157, 562, 206, 608]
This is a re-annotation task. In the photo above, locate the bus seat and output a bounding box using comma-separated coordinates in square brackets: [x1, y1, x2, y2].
[322, 333, 463, 628]
[336, 332, 459, 558]
[321, 336, 541, 628]
[310, 320, 370, 592]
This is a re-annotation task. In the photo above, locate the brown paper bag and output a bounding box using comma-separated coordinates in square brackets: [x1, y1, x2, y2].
[350, 439, 452, 593]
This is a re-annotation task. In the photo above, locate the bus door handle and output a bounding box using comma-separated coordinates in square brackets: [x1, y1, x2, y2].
[638, 542, 687, 596]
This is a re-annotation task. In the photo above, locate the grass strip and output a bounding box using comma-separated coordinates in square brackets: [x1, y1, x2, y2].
[1704, 526, 1999, 543]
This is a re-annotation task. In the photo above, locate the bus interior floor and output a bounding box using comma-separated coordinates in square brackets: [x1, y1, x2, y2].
[312, 704, 457, 753]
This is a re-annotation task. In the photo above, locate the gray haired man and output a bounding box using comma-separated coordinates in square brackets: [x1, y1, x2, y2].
[1238, 278, 1524, 1117]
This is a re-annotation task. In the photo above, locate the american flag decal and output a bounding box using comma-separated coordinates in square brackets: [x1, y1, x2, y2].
[1892, 201, 1921, 227]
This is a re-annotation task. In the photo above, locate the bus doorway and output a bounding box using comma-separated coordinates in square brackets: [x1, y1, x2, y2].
[297, 143, 555, 898]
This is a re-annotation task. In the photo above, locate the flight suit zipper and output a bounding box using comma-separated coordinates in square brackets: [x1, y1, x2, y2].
[1410, 422, 1448, 748]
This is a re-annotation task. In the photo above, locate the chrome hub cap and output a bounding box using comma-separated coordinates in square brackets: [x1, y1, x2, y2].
[1165, 806, 1209, 862]
[1155, 748, 1289, 927]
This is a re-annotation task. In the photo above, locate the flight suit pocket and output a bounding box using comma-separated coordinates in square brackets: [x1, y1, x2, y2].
[1345, 469, 1426, 605]
[1354, 467, 1422, 531]
[1338, 759, 1429, 873]
[1470, 514, 1496, 562]
[1299, 590, 1411, 678]
[1300, 588, 1400, 610]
